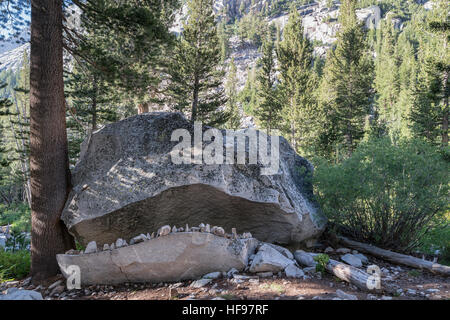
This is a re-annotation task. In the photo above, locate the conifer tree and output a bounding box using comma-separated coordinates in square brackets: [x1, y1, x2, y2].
[225, 58, 241, 129]
[318, 0, 374, 157]
[255, 34, 280, 134]
[239, 65, 258, 116]
[277, 6, 316, 151]
[374, 19, 400, 137]
[168, 0, 228, 127]
[410, 0, 449, 146]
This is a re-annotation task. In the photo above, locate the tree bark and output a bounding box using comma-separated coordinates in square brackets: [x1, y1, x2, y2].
[441, 70, 448, 147]
[191, 75, 199, 123]
[91, 74, 98, 131]
[338, 236, 450, 276]
[294, 250, 386, 293]
[30, 0, 75, 282]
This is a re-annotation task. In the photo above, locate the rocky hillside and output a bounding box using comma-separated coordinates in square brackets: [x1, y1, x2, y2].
[0, 1, 434, 104]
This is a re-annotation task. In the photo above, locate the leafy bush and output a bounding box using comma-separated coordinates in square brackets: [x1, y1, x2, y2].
[0, 250, 30, 281]
[314, 254, 330, 274]
[0, 203, 31, 233]
[314, 138, 449, 252]
[418, 214, 450, 265]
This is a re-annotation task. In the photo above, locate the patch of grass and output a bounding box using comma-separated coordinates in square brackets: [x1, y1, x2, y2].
[0, 249, 30, 282]
[407, 270, 422, 277]
[261, 283, 285, 294]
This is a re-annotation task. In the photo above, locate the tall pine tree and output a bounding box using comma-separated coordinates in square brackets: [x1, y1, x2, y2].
[255, 33, 280, 134]
[277, 6, 316, 152]
[318, 0, 374, 157]
[410, 0, 449, 146]
[225, 58, 241, 129]
[168, 0, 228, 127]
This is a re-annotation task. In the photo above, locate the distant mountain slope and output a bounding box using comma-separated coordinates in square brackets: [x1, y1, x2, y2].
[0, 43, 29, 72]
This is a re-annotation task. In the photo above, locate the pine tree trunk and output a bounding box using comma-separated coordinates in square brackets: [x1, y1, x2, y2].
[345, 122, 353, 156]
[92, 75, 98, 131]
[29, 0, 75, 282]
[441, 70, 448, 147]
[192, 75, 199, 122]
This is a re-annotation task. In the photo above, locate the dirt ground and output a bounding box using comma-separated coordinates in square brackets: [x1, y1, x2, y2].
[3, 253, 448, 301]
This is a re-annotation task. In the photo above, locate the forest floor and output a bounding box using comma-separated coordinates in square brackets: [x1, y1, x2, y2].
[2, 252, 449, 300]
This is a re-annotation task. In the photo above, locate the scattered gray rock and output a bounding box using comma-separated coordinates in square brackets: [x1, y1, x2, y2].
[130, 234, 147, 245]
[190, 279, 212, 288]
[336, 289, 358, 300]
[284, 264, 305, 278]
[324, 247, 334, 254]
[262, 243, 294, 260]
[0, 288, 43, 300]
[84, 241, 98, 254]
[203, 272, 222, 280]
[381, 296, 393, 300]
[227, 268, 239, 278]
[302, 266, 317, 274]
[353, 253, 369, 264]
[341, 254, 363, 268]
[336, 248, 351, 254]
[158, 225, 171, 237]
[256, 272, 273, 278]
[50, 285, 65, 297]
[249, 244, 295, 273]
[406, 289, 416, 296]
[115, 238, 125, 248]
[211, 226, 225, 237]
[48, 280, 63, 290]
[233, 274, 258, 280]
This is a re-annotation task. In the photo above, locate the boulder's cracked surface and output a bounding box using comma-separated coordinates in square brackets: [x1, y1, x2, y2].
[57, 232, 257, 285]
[61, 112, 325, 246]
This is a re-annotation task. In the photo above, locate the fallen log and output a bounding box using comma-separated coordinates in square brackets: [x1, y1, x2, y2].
[294, 250, 385, 293]
[338, 236, 450, 277]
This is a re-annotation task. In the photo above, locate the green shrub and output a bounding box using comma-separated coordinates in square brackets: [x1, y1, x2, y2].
[314, 138, 449, 252]
[418, 215, 450, 265]
[0, 203, 31, 233]
[0, 250, 30, 282]
[314, 254, 330, 274]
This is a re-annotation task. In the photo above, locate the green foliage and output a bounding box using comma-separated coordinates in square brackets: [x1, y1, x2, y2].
[419, 214, 450, 265]
[277, 6, 316, 152]
[317, 0, 374, 158]
[313, 254, 329, 274]
[409, 0, 449, 147]
[314, 138, 449, 252]
[238, 66, 258, 116]
[236, 13, 268, 47]
[0, 250, 30, 281]
[407, 269, 422, 277]
[254, 34, 281, 134]
[0, 203, 30, 233]
[225, 58, 241, 130]
[168, 0, 228, 127]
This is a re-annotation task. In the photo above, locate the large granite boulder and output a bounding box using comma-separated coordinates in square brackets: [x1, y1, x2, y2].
[57, 232, 258, 285]
[61, 112, 325, 246]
